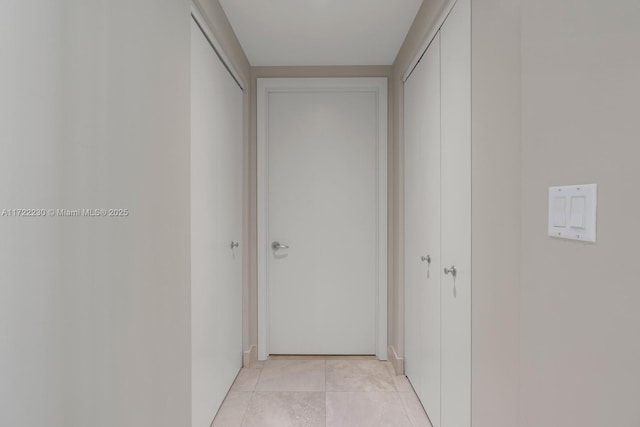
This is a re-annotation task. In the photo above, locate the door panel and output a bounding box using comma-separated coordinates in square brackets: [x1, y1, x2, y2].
[404, 32, 442, 427]
[190, 18, 243, 427]
[266, 88, 379, 355]
[440, 0, 471, 425]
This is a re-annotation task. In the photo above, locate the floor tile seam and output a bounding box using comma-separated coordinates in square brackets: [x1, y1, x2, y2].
[323, 361, 328, 427]
[238, 390, 254, 427]
[391, 375, 400, 392]
[252, 389, 326, 393]
[397, 390, 420, 427]
[324, 360, 328, 427]
[325, 383, 398, 392]
[324, 390, 401, 393]
[324, 360, 327, 392]
[253, 360, 267, 391]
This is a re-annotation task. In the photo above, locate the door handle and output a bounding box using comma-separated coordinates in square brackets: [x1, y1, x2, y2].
[230, 241, 239, 249]
[444, 265, 457, 278]
[271, 241, 289, 250]
[422, 254, 432, 277]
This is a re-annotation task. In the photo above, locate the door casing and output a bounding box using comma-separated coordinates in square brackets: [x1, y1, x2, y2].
[256, 77, 388, 361]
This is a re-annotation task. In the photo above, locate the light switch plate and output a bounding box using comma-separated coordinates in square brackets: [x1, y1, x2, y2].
[548, 184, 597, 242]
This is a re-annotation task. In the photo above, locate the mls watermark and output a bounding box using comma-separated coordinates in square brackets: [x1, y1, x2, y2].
[1, 208, 129, 218]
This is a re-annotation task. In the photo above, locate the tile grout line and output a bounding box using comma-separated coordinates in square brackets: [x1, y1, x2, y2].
[390, 363, 417, 427]
[397, 390, 416, 427]
[240, 359, 266, 427]
[238, 390, 253, 427]
[324, 360, 328, 427]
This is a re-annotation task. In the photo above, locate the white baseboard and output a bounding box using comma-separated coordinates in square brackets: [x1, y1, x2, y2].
[387, 345, 404, 375]
[243, 345, 257, 368]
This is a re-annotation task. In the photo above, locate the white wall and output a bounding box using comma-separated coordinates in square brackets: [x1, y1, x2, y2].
[0, 2, 67, 424]
[0, 1, 191, 426]
[520, 1, 640, 425]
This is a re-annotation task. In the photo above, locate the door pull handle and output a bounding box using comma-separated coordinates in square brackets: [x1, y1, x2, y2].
[271, 241, 289, 250]
[444, 265, 457, 278]
[422, 254, 432, 277]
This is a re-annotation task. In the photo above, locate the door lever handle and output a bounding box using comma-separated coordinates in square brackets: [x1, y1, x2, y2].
[444, 265, 457, 278]
[271, 241, 289, 250]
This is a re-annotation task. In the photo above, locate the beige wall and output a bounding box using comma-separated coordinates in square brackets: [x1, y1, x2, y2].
[520, 0, 640, 425]
[470, 1, 521, 426]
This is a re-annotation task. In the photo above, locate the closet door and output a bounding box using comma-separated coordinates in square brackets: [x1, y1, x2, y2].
[191, 18, 243, 427]
[404, 33, 442, 427]
[440, 0, 471, 425]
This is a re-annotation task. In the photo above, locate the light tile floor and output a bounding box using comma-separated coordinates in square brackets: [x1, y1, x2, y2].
[212, 356, 432, 427]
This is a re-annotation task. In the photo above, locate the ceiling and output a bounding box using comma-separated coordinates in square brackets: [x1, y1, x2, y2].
[218, 0, 423, 66]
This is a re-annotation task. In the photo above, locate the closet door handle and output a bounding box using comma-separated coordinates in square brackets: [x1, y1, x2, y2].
[230, 241, 239, 249]
[444, 265, 457, 278]
[271, 241, 289, 250]
[421, 255, 431, 264]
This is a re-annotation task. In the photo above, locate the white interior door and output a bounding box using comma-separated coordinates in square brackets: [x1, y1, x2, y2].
[440, 0, 471, 425]
[404, 32, 442, 427]
[190, 17, 243, 427]
[258, 78, 387, 357]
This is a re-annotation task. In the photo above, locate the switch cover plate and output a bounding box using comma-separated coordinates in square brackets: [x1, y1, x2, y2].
[548, 184, 597, 242]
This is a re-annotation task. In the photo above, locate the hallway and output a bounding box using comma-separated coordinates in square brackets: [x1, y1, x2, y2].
[4, 1, 640, 426]
[212, 357, 431, 427]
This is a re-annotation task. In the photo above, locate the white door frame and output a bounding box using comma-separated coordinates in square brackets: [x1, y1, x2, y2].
[257, 77, 388, 361]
